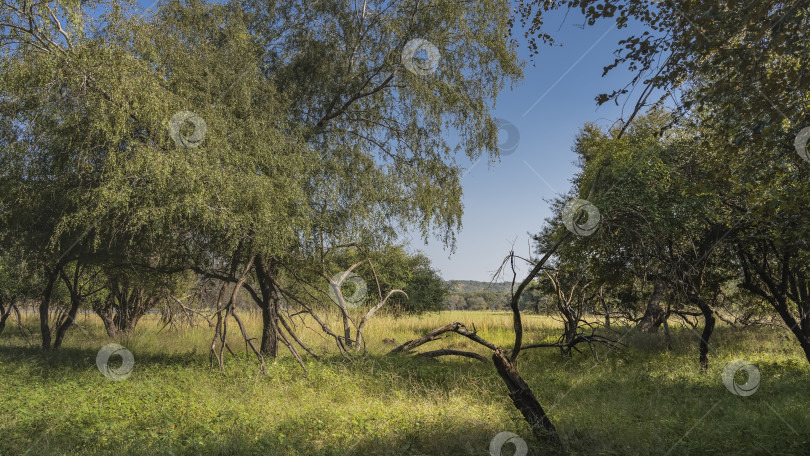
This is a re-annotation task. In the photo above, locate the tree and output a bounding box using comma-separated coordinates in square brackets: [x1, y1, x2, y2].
[518, 1, 810, 364]
[344, 246, 447, 315]
[1, 0, 516, 363]
[93, 267, 193, 337]
[0, 0, 304, 349]
[232, 0, 521, 358]
[0, 0, 146, 348]
[535, 110, 738, 369]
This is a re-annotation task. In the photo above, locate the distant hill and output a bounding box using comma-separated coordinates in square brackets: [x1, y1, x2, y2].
[445, 280, 513, 294]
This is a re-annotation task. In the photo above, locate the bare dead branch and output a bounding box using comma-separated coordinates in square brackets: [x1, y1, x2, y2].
[416, 349, 487, 363]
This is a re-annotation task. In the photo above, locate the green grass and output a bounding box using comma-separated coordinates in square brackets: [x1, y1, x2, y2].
[0, 311, 808, 455]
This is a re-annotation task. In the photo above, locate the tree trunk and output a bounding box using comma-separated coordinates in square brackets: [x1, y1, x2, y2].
[94, 293, 118, 338]
[768, 296, 810, 364]
[260, 303, 279, 357]
[492, 348, 560, 445]
[255, 258, 280, 359]
[53, 297, 81, 350]
[756, 293, 810, 363]
[112, 293, 152, 335]
[698, 306, 715, 371]
[98, 311, 118, 338]
[738, 248, 810, 364]
[0, 297, 10, 337]
[796, 333, 810, 363]
[39, 269, 60, 350]
[687, 290, 715, 371]
[637, 280, 666, 332]
[772, 298, 810, 364]
[599, 286, 610, 329]
[662, 303, 672, 351]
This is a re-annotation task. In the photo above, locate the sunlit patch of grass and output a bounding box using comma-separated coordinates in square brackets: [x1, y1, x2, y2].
[0, 311, 808, 455]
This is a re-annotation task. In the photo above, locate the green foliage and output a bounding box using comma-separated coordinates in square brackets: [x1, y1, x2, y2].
[446, 280, 512, 294]
[1, 0, 522, 348]
[445, 290, 509, 311]
[522, 1, 810, 361]
[328, 245, 448, 315]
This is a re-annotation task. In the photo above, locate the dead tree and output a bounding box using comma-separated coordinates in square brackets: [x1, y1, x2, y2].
[202, 245, 405, 372]
[209, 256, 269, 374]
[388, 321, 559, 443]
[528, 270, 622, 358]
[161, 293, 213, 331]
[544, 270, 588, 355]
[275, 254, 406, 356]
[385, 233, 575, 445]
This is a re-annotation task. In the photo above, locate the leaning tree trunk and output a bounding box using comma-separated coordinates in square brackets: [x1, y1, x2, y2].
[492, 348, 560, 444]
[53, 291, 82, 350]
[738, 250, 810, 364]
[391, 326, 562, 447]
[688, 292, 715, 371]
[765, 294, 810, 364]
[637, 280, 666, 333]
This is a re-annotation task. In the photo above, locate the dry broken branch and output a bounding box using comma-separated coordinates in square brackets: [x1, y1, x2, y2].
[416, 349, 487, 362]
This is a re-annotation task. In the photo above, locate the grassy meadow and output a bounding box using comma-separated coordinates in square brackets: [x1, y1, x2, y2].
[1, 310, 808, 455]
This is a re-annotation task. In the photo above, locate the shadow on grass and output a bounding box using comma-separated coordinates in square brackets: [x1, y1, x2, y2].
[4, 405, 563, 456]
[0, 344, 205, 377]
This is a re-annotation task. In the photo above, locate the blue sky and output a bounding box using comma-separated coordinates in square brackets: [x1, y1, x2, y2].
[415, 14, 652, 282]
